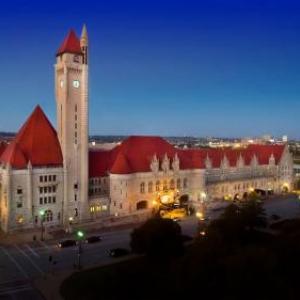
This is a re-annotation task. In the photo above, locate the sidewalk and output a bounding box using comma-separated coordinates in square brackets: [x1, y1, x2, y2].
[0, 212, 150, 246]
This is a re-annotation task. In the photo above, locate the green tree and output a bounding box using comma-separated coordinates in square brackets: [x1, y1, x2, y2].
[130, 217, 184, 260]
[240, 198, 267, 231]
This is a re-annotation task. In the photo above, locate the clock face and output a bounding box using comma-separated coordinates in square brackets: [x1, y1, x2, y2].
[60, 80, 64, 88]
[73, 80, 80, 88]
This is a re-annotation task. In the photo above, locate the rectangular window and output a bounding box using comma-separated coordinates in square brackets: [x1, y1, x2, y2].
[17, 188, 22, 194]
[17, 202, 22, 208]
[48, 196, 51, 203]
[75, 194, 77, 201]
[40, 176, 43, 182]
[44, 176, 47, 182]
[53, 186, 56, 193]
[53, 175, 56, 181]
[53, 196, 56, 203]
[44, 197, 47, 204]
[49, 175, 52, 181]
[39, 187, 43, 194]
[39, 197, 43, 205]
[43, 187, 47, 193]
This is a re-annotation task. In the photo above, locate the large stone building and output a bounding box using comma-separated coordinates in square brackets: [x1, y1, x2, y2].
[0, 27, 294, 232]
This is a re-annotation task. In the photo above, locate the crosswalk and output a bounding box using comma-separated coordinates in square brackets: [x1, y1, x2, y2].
[0, 279, 33, 297]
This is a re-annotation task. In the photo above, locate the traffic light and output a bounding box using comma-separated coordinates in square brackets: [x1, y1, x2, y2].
[77, 230, 84, 239]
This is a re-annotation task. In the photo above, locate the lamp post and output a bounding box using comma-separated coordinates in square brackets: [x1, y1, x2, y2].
[68, 217, 74, 233]
[39, 210, 45, 241]
[76, 230, 84, 270]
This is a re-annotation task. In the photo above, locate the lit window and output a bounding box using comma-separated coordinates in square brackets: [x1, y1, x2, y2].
[156, 181, 160, 192]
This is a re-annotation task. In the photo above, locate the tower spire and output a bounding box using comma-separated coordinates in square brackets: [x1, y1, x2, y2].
[81, 24, 88, 64]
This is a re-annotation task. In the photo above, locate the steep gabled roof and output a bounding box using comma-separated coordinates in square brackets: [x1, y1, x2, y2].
[0, 106, 63, 169]
[88, 136, 286, 177]
[56, 30, 82, 56]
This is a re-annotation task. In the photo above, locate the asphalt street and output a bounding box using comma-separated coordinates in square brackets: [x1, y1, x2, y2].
[0, 217, 198, 299]
[0, 194, 299, 299]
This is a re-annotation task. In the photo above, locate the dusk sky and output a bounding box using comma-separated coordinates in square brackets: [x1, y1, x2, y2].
[1, 0, 300, 138]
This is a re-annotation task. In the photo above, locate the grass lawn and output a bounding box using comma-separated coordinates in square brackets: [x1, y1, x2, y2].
[60, 256, 181, 300]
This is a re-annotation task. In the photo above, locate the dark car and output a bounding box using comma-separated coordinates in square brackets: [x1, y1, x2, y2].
[57, 239, 77, 248]
[85, 235, 102, 244]
[109, 248, 130, 258]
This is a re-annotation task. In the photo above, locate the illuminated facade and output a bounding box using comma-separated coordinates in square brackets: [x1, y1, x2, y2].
[88, 136, 294, 218]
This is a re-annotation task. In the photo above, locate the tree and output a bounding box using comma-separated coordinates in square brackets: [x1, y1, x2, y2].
[130, 217, 184, 260]
[240, 198, 267, 231]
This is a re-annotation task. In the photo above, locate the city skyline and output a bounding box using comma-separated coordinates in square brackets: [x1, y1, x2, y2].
[1, 0, 300, 137]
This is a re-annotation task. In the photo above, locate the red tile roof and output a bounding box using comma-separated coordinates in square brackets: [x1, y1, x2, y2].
[56, 30, 82, 56]
[89, 136, 286, 177]
[0, 106, 63, 169]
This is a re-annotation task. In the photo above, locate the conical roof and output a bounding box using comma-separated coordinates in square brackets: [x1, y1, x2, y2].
[56, 30, 82, 56]
[0, 106, 63, 168]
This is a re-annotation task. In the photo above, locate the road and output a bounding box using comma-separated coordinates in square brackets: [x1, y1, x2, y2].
[0, 195, 298, 299]
[0, 217, 198, 299]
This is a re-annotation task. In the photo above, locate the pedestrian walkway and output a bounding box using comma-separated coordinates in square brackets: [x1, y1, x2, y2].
[0, 211, 151, 247]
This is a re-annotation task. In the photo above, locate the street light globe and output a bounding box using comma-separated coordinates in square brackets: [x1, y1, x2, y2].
[39, 210, 45, 216]
[69, 217, 74, 222]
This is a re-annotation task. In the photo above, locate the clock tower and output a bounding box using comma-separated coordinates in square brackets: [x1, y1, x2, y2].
[55, 25, 89, 224]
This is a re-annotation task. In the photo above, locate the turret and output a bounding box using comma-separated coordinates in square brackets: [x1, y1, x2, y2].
[80, 24, 88, 64]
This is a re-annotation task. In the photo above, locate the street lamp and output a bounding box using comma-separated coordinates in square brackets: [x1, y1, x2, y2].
[68, 217, 74, 233]
[76, 230, 85, 270]
[39, 210, 45, 241]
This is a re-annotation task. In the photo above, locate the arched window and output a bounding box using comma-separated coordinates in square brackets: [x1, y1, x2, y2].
[140, 182, 145, 194]
[177, 178, 181, 189]
[156, 181, 160, 192]
[148, 182, 153, 193]
[136, 200, 148, 210]
[163, 180, 168, 191]
[183, 178, 188, 189]
[45, 210, 53, 222]
[170, 179, 175, 190]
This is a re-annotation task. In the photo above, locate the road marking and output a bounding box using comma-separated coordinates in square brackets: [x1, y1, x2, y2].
[0, 246, 29, 279]
[0, 284, 32, 296]
[14, 245, 44, 276]
[25, 244, 40, 258]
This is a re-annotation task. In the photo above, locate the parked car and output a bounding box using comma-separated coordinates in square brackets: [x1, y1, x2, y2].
[57, 239, 77, 248]
[85, 235, 102, 244]
[109, 248, 130, 258]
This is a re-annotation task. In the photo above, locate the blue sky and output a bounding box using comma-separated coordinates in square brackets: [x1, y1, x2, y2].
[0, 0, 300, 138]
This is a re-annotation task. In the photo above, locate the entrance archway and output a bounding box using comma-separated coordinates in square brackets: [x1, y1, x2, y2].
[179, 194, 189, 206]
[136, 200, 148, 210]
